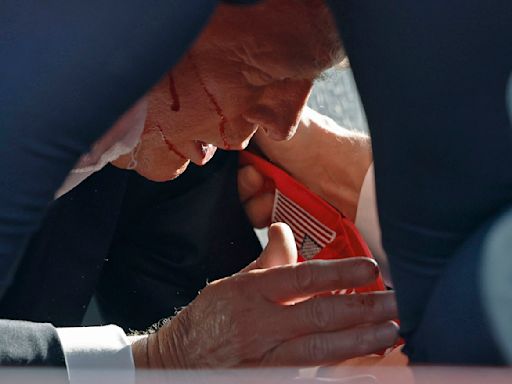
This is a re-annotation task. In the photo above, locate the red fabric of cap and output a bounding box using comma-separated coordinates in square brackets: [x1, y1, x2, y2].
[240, 151, 386, 293]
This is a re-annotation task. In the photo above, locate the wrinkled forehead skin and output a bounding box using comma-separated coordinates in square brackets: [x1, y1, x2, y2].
[194, 0, 344, 79]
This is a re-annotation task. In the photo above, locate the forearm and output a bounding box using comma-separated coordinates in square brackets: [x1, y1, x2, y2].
[0, 0, 216, 300]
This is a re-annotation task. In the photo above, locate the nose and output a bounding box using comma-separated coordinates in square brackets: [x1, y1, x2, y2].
[243, 79, 313, 141]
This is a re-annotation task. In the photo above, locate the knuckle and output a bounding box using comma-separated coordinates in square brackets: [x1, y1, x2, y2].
[356, 295, 372, 322]
[308, 299, 332, 330]
[294, 262, 315, 294]
[344, 294, 376, 324]
[221, 274, 251, 297]
[306, 336, 329, 362]
[352, 327, 372, 355]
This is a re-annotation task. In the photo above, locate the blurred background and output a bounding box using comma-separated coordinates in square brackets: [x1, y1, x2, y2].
[308, 67, 368, 134]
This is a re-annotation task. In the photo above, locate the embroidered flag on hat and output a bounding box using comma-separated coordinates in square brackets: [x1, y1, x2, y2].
[240, 151, 386, 293]
[273, 189, 336, 260]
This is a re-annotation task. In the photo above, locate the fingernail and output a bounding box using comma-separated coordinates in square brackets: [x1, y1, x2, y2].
[376, 321, 399, 344]
[367, 258, 380, 279]
[372, 260, 380, 278]
[350, 259, 374, 286]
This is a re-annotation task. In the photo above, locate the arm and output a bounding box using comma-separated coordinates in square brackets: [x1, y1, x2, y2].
[0, 320, 136, 382]
[328, 1, 512, 364]
[0, 320, 66, 368]
[0, 0, 216, 300]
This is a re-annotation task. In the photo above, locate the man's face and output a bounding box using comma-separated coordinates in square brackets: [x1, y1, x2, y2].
[114, 0, 342, 181]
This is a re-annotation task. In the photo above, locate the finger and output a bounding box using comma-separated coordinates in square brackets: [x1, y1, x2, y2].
[241, 223, 298, 272]
[259, 223, 298, 268]
[262, 321, 399, 366]
[244, 191, 275, 228]
[238, 165, 265, 203]
[251, 257, 379, 303]
[276, 291, 397, 340]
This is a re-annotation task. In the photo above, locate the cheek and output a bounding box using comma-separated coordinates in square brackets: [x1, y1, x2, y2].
[179, 80, 258, 144]
[146, 70, 216, 142]
[148, 59, 261, 145]
[215, 79, 261, 119]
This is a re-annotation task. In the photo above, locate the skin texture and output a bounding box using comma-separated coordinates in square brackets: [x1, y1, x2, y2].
[132, 223, 399, 368]
[114, 0, 343, 181]
[126, 0, 398, 369]
[241, 106, 373, 223]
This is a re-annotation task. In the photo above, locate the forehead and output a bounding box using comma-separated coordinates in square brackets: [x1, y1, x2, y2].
[197, 2, 341, 79]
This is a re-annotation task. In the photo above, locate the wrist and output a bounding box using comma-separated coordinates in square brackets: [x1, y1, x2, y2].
[130, 335, 150, 369]
[132, 332, 170, 369]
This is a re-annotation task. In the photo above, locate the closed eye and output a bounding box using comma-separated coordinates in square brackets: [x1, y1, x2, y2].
[241, 66, 274, 86]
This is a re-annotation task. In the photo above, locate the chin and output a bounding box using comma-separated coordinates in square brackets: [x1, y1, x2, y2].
[225, 138, 252, 151]
[137, 159, 191, 182]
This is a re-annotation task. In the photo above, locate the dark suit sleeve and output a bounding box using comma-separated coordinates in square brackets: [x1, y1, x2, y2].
[0, 320, 66, 368]
[327, 1, 512, 364]
[0, 1, 217, 300]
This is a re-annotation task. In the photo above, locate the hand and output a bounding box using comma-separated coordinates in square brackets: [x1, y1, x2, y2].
[251, 107, 373, 221]
[132, 223, 398, 369]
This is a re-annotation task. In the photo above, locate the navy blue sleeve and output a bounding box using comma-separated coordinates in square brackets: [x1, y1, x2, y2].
[327, 1, 512, 364]
[0, 1, 217, 298]
[407, 211, 509, 365]
[0, 320, 67, 371]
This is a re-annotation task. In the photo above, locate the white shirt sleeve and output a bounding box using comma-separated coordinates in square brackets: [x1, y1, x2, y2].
[56, 325, 135, 384]
[354, 163, 392, 287]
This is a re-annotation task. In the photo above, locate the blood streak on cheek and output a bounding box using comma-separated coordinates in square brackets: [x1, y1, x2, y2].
[168, 72, 180, 112]
[190, 59, 231, 149]
[155, 124, 187, 160]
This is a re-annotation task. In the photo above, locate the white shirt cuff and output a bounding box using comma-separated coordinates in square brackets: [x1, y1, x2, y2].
[56, 325, 135, 384]
[354, 163, 392, 287]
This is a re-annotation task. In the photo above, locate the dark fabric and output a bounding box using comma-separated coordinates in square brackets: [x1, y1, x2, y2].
[0, 152, 261, 332]
[0, 152, 261, 364]
[0, 320, 67, 373]
[0, 0, 269, 368]
[328, 1, 512, 364]
[96, 151, 262, 331]
[0, 0, 217, 300]
[0, 165, 129, 325]
[222, 0, 260, 3]
[409, 210, 510, 365]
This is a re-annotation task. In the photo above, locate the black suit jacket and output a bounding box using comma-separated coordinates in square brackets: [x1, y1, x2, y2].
[0, 152, 261, 365]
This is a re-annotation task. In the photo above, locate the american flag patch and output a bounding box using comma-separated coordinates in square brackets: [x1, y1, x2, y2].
[272, 189, 336, 260]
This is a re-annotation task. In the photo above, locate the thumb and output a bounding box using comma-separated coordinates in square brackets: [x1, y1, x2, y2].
[241, 223, 298, 273]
